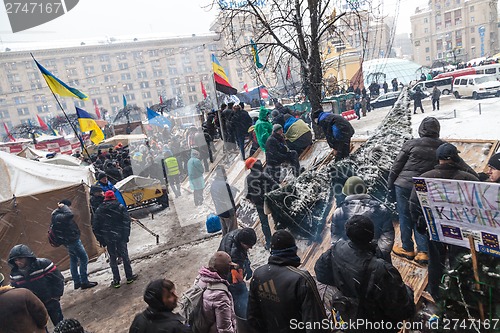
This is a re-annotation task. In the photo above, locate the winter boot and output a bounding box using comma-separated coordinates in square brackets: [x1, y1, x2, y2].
[414, 252, 429, 265]
[392, 245, 416, 260]
[81, 281, 98, 289]
[127, 274, 139, 284]
[111, 280, 121, 289]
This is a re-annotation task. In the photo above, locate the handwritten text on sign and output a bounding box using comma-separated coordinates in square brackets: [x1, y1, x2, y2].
[414, 178, 500, 257]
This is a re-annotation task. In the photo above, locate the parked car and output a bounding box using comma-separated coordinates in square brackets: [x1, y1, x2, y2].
[410, 77, 454, 95]
[370, 91, 401, 109]
[453, 75, 500, 99]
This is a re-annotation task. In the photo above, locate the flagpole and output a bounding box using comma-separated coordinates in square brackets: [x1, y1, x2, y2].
[30, 53, 91, 158]
[212, 73, 226, 144]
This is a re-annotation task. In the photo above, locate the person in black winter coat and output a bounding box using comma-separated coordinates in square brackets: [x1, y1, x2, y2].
[218, 228, 257, 319]
[388, 117, 478, 264]
[245, 158, 278, 249]
[331, 177, 394, 262]
[104, 161, 123, 185]
[222, 103, 236, 151]
[129, 279, 191, 333]
[51, 200, 97, 290]
[412, 87, 425, 114]
[315, 216, 415, 332]
[230, 104, 253, 160]
[248, 230, 329, 333]
[271, 110, 285, 127]
[409, 143, 479, 301]
[265, 124, 300, 183]
[94, 190, 138, 288]
[8, 244, 65, 326]
[312, 110, 355, 161]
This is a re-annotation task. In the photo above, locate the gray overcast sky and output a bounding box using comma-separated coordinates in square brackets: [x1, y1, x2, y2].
[0, 0, 427, 48]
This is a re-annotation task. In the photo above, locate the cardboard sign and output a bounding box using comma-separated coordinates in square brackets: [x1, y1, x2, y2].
[414, 177, 500, 258]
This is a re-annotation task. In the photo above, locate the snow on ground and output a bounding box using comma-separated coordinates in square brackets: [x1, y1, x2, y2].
[58, 93, 500, 332]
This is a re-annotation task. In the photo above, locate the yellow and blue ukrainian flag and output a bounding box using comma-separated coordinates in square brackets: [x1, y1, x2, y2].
[34, 59, 88, 100]
[76, 107, 104, 145]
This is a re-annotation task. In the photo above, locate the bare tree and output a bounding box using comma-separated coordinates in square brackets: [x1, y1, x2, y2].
[113, 105, 143, 125]
[6, 123, 44, 144]
[211, 0, 349, 113]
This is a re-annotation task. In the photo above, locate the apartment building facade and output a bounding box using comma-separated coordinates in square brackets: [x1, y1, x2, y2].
[410, 0, 498, 66]
[0, 34, 254, 134]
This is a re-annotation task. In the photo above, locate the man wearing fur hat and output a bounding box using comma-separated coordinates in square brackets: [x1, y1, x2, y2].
[0, 272, 49, 332]
[218, 228, 257, 319]
[94, 190, 138, 288]
[248, 230, 328, 332]
[315, 215, 415, 331]
[129, 279, 191, 332]
[265, 123, 300, 183]
[8, 244, 65, 325]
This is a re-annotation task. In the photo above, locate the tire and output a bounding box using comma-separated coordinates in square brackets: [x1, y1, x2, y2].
[454, 91, 461, 99]
[472, 92, 479, 100]
[442, 89, 450, 95]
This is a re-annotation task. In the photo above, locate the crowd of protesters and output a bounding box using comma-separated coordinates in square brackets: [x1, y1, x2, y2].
[4, 93, 500, 333]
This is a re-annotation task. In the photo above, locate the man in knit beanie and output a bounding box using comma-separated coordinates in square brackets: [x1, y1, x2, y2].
[248, 230, 329, 332]
[487, 152, 500, 183]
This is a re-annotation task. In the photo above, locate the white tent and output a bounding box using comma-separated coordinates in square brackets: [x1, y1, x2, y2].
[0, 151, 93, 202]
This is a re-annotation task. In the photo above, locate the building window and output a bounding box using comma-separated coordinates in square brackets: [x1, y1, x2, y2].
[7, 74, 20, 83]
[36, 105, 49, 113]
[426, 56, 431, 61]
[152, 59, 161, 68]
[470, 27, 475, 33]
[102, 64, 112, 72]
[118, 63, 129, 70]
[155, 79, 166, 87]
[142, 91, 152, 99]
[87, 78, 97, 85]
[188, 85, 196, 92]
[184, 66, 193, 73]
[106, 85, 118, 93]
[116, 53, 127, 60]
[470, 16, 474, 23]
[208, 44, 217, 51]
[89, 87, 101, 95]
[17, 107, 30, 115]
[140, 81, 150, 89]
[100, 54, 110, 62]
[84, 66, 95, 75]
[144, 101, 153, 108]
[153, 69, 163, 77]
[469, 5, 474, 12]
[148, 49, 159, 57]
[92, 98, 102, 105]
[110, 96, 119, 103]
[0, 110, 9, 119]
[27, 72, 40, 80]
[11, 85, 23, 93]
[425, 37, 430, 43]
[424, 18, 428, 23]
[121, 73, 132, 80]
[112, 106, 120, 112]
[123, 83, 133, 91]
[415, 40, 421, 46]
[424, 27, 429, 33]
[45, 59, 56, 67]
[63, 57, 75, 66]
[104, 75, 114, 82]
[170, 78, 180, 85]
[67, 68, 78, 76]
[14, 96, 26, 104]
[188, 95, 198, 103]
[68, 79, 80, 86]
[425, 47, 430, 53]
[137, 71, 147, 79]
[133, 51, 143, 60]
[31, 83, 42, 89]
[168, 67, 178, 75]
[471, 37, 475, 44]
[75, 100, 85, 108]
[124, 93, 135, 101]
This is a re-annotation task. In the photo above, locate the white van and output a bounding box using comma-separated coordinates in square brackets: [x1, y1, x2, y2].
[411, 77, 454, 95]
[453, 75, 500, 99]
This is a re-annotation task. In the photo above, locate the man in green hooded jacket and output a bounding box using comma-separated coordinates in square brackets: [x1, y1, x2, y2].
[254, 107, 273, 152]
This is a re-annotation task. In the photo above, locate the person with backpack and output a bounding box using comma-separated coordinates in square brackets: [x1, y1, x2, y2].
[179, 251, 237, 333]
[93, 190, 138, 288]
[218, 228, 257, 319]
[51, 199, 98, 290]
[129, 278, 191, 333]
[315, 215, 415, 332]
[248, 230, 329, 333]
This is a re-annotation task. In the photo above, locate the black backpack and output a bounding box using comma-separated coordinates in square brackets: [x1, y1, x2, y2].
[47, 223, 62, 247]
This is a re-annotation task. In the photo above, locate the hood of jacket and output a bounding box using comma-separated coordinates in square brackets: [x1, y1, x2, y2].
[418, 117, 440, 138]
[198, 266, 228, 285]
[258, 107, 270, 121]
[318, 111, 329, 123]
[8, 244, 36, 267]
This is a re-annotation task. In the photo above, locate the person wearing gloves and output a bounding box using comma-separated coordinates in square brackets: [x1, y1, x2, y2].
[311, 109, 355, 161]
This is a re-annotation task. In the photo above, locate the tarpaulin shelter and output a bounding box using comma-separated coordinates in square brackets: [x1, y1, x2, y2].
[0, 151, 100, 282]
